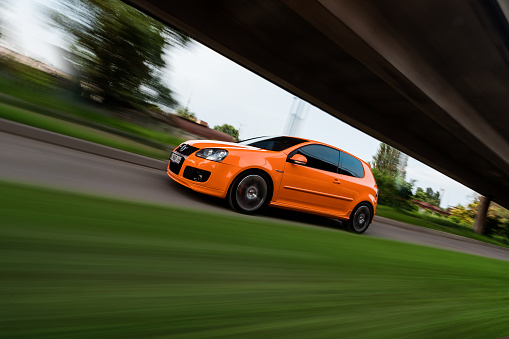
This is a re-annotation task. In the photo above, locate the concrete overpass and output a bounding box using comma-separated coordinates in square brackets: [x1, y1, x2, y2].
[125, 0, 509, 210]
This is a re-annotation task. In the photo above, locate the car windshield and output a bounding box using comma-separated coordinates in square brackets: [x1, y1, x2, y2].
[238, 136, 308, 151]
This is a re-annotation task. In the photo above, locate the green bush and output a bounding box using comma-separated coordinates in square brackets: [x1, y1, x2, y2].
[0, 56, 61, 89]
[372, 168, 414, 210]
[449, 216, 461, 224]
[0, 64, 184, 149]
[484, 215, 509, 237]
[406, 209, 472, 230]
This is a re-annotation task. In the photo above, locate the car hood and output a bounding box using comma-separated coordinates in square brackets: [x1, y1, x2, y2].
[183, 140, 268, 152]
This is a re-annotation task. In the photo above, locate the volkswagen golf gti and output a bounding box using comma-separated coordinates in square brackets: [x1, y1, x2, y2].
[168, 136, 378, 233]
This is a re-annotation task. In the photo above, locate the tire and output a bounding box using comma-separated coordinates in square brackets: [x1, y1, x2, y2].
[345, 203, 372, 234]
[228, 172, 270, 214]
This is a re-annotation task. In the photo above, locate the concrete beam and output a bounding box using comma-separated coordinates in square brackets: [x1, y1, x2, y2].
[123, 0, 509, 209]
[316, 0, 509, 168]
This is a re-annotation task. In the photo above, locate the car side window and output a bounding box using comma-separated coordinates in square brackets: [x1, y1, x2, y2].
[340, 151, 364, 178]
[290, 144, 340, 173]
[244, 136, 307, 151]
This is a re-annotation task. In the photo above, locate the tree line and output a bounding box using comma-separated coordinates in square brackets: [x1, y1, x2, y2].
[50, 0, 190, 110]
[0, 0, 242, 142]
[176, 107, 239, 140]
[371, 142, 509, 237]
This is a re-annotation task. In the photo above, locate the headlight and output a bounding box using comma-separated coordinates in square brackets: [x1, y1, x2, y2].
[195, 148, 229, 162]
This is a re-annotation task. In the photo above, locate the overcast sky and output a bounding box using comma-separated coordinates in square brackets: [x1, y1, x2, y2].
[167, 43, 474, 208]
[1, 0, 475, 208]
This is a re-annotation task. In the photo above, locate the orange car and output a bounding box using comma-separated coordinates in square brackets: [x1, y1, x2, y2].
[168, 136, 378, 233]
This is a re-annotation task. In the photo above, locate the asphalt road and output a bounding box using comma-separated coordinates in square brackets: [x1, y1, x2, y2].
[2, 129, 509, 262]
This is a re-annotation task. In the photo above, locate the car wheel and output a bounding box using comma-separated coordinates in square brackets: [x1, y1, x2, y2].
[229, 172, 269, 213]
[345, 203, 372, 234]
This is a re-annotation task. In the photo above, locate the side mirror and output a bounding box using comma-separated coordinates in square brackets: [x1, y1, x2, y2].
[290, 154, 307, 165]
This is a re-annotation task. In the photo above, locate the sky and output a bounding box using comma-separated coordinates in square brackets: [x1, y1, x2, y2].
[0, 0, 476, 208]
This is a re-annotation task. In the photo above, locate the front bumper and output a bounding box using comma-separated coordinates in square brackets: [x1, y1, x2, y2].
[167, 153, 239, 199]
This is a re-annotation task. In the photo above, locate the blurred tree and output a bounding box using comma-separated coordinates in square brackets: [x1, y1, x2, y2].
[450, 197, 509, 237]
[0, 0, 11, 40]
[427, 187, 440, 205]
[414, 187, 441, 207]
[450, 199, 478, 225]
[414, 187, 427, 202]
[147, 104, 165, 114]
[372, 168, 416, 210]
[214, 124, 239, 140]
[176, 107, 196, 122]
[371, 143, 415, 210]
[486, 203, 509, 237]
[50, 0, 190, 109]
[490, 203, 509, 223]
[371, 143, 401, 177]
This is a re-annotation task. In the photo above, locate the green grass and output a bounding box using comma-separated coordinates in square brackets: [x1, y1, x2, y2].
[0, 73, 185, 150]
[376, 205, 509, 248]
[2, 181, 509, 338]
[0, 101, 171, 160]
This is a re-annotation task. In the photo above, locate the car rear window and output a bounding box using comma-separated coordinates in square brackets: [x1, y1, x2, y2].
[239, 136, 307, 151]
[340, 151, 365, 178]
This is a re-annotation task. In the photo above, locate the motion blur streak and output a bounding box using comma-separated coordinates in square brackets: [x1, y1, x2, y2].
[2, 181, 509, 338]
[1, 1, 509, 338]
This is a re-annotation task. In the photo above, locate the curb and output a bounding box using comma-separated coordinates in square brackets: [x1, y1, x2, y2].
[0, 118, 167, 170]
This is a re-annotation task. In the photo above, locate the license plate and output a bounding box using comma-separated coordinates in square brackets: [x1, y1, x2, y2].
[170, 152, 182, 164]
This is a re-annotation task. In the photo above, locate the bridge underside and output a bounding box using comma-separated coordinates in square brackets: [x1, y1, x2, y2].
[125, 0, 509, 209]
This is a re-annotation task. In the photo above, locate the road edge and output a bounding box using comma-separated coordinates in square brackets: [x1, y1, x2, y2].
[0, 117, 167, 170]
[374, 215, 509, 252]
[3, 117, 508, 254]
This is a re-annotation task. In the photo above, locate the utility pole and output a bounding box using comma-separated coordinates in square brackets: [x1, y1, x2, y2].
[397, 153, 409, 179]
[237, 121, 245, 140]
[284, 97, 309, 136]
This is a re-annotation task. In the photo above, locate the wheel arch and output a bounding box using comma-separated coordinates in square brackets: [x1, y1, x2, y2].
[227, 168, 275, 203]
[350, 200, 375, 223]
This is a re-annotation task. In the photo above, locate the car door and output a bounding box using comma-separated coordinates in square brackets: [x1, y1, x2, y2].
[333, 151, 366, 216]
[276, 144, 342, 214]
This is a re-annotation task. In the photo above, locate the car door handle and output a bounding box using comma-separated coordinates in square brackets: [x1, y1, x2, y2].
[333, 179, 341, 184]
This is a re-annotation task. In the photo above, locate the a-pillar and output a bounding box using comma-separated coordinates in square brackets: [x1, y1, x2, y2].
[473, 195, 491, 235]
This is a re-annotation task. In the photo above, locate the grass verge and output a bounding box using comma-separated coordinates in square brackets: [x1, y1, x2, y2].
[0, 101, 170, 160]
[0, 74, 185, 147]
[2, 180, 509, 338]
[376, 205, 509, 248]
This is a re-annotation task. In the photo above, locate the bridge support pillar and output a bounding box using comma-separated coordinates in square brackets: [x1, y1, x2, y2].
[473, 195, 491, 235]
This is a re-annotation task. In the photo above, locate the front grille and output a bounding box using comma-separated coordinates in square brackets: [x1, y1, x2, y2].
[183, 166, 211, 182]
[175, 144, 199, 156]
[170, 159, 183, 175]
[169, 144, 198, 175]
